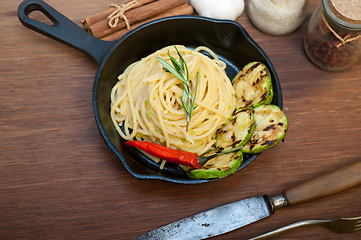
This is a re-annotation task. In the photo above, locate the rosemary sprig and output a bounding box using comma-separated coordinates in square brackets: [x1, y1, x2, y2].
[157, 46, 199, 131]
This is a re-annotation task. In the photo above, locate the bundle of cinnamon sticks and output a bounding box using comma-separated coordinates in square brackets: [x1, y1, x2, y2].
[81, 0, 194, 41]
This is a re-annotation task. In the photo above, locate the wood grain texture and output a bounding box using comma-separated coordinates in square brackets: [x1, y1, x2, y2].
[1, 0, 361, 239]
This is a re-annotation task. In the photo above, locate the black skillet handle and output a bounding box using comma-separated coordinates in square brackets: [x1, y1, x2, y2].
[18, 0, 114, 65]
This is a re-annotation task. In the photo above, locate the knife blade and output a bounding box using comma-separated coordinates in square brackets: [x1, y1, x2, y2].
[135, 161, 361, 240]
[136, 196, 273, 240]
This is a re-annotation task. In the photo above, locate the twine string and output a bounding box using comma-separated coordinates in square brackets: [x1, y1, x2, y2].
[321, 13, 361, 48]
[108, 0, 140, 29]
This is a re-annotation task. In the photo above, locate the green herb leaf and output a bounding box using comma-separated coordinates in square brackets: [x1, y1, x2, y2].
[156, 57, 184, 82]
[157, 46, 199, 131]
[176, 47, 189, 81]
[168, 52, 185, 78]
[190, 72, 199, 120]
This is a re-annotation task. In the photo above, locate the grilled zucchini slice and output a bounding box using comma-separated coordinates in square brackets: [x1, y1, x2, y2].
[215, 109, 255, 152]
[186, 151, 243, 179]
[232, 61, 273, 109]
[242, 105, 288, 154]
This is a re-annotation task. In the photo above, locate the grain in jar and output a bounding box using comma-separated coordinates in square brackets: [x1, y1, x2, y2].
[247, 0, 309, 35]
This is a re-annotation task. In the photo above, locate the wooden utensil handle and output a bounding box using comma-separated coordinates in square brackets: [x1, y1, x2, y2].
[283, 161, 361, 206]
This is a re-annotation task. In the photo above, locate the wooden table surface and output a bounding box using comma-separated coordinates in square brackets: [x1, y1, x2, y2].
[1, 0, 361, 239]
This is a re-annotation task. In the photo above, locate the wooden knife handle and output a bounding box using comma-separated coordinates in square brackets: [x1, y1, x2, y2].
[283, 161, 361, 206]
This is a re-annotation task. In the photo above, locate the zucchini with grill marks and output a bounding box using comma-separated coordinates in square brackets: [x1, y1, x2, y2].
[232, 61, 273, 110]
[242, 105, 288, 154]
[186, 151, 243, 179]
[215, 109, 255, 152]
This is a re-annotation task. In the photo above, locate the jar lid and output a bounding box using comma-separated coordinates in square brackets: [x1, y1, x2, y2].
[324, 0, 361, 29]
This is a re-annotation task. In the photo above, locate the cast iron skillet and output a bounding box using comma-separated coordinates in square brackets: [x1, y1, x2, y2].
[18, 0, 283, 184]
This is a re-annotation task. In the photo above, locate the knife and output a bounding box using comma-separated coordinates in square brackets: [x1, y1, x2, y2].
[135, 161, 361, 240]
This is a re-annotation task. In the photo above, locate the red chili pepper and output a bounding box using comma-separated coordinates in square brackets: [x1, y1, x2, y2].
[124, 140, 202, 169]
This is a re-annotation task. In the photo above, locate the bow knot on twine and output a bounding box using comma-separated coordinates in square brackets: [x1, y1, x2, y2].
[322, 13, 361, 48]
[108, 0, 140, 29]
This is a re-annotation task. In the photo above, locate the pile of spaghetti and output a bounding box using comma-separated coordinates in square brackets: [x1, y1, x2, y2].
[110, 45, 235, 155]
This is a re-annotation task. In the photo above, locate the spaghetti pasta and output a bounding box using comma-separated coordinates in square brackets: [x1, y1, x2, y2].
[110, 45, 235, 155]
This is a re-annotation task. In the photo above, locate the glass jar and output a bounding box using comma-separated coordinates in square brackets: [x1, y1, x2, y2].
[247, 0, 310, 35]
[304, 0, 361, 71]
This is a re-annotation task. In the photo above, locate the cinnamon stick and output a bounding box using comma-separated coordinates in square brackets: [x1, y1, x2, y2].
[88, 0, 187, 39]
[81, 0, 157, 30]
[101, 3, 194, 41]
